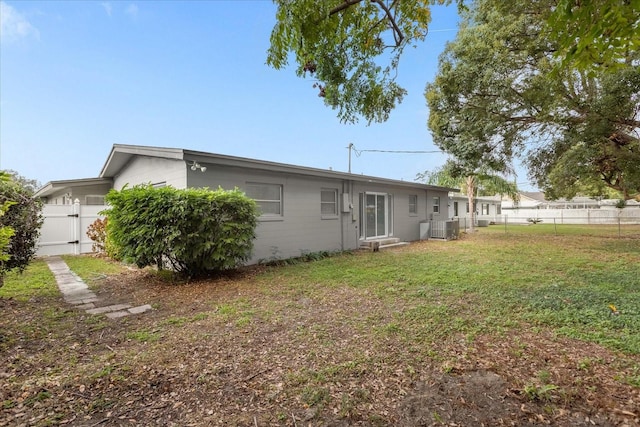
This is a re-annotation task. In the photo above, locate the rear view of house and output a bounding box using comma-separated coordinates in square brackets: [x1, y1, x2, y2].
[36, 144, 458, 261]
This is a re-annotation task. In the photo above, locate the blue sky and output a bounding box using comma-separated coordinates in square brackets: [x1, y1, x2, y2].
[1, 0, 535, 190]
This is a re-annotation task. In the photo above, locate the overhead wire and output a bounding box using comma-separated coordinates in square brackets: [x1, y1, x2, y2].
[349, 144, 443, 157]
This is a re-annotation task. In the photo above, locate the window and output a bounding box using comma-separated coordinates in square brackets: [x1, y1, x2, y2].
[245, 182, 282, 216]
[433, 196, 440, 213]
[453, 201, 459, 217]
[408, 195, 418, 215]
[496, 205, 502, 215]
[321, 188, 338, 217]
[85, 195, 105, 205]
[482, 203, 490, 215]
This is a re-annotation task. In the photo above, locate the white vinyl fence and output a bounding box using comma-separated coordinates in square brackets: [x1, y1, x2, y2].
[37, 200, 106, 256]
[501, 208, 640, 225]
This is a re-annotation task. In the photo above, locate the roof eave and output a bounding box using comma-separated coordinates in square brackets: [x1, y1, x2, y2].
[34, 177, 113, 198]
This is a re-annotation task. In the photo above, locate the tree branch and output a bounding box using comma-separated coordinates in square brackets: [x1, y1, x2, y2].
[329, 0, 404, 47]
[329, 0, 364, 16]
[371, 0, 404, 46]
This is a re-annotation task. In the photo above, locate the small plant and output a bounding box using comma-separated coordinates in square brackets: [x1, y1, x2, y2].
[301, 386, 329, 407]
[91, 365, 114, 379]
[126, 329, 161, 343]
[523, 383, 559, 402]
[86, 217, 108, 253]
[615, 199, 626, 209]
[526, 217, 543, 224]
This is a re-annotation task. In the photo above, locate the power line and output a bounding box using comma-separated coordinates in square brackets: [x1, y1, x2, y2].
[355, 148, 443, 154]
[346, 143, 443, 173]
[348, 144, 442, 157]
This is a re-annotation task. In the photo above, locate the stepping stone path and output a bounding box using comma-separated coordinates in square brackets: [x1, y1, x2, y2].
[46, 256, 152, 319]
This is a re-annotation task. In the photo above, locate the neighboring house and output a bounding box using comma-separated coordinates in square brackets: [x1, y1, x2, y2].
[501, 191, 545, 210]
[499, 192, 640, 224]
[501, 192, 640, 210]
[36, 144, 458, 261]
[34, 177, 113, 205]
[448, 193, 503, 226]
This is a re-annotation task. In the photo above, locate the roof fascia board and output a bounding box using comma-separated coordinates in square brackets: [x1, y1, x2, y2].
[35, 178, 113, 198]
[100, 144, 185, 178]
[100, 144, 458, 193]
[184, 149, 458, 193]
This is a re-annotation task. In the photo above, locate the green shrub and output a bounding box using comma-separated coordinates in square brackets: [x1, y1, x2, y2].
[104, 185, 258, 278]
[0, 174, 44, 286]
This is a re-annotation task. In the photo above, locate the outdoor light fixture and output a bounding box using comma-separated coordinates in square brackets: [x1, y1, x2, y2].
[189, 161, 207, 172]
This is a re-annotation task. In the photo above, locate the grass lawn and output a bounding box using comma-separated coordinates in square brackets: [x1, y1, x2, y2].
[1, 227, 639, 426]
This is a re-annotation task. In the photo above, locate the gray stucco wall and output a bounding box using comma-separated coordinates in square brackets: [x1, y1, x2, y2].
[115, 156, 452, 264]
[187, 164, 347, 263]
[350, 182, 449, 244]
[113, 156, 187, 190]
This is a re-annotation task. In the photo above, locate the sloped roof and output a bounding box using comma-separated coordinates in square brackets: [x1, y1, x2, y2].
[100, 144, 460, 193]
[34, 177, 113, 198]
[519, 191, 546, 202]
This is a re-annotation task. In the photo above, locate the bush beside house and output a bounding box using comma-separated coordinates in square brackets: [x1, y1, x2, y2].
[0, 174, 44, 287]
[104, 185, 258, 278]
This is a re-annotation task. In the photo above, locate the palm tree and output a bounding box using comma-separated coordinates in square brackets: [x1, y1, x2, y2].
[417, 160, 519, 232]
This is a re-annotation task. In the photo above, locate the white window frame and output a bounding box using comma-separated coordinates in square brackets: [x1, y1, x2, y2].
[245, 182, 283, 219]
[408, 195, 418, 216]
[85, 195, 105, 205]
[433, 196, 440, 213]
[321, 188, 338, 218]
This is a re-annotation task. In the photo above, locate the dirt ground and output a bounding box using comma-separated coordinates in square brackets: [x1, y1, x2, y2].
[1, 260, 639, 426]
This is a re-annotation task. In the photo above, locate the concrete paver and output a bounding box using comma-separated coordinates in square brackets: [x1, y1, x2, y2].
[45, 256, 151, 319]
[128, 304, 153, 314]
[86, 303, 133, 315]
[106, 311, 131, 319]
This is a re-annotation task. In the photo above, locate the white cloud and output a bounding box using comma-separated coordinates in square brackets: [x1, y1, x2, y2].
[101, 2, 112, 17]
[125, 3, 138, 18]
[0, 1, 40, 44]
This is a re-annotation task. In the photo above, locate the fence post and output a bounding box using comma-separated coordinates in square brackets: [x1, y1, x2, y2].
[554, 217, 557, 235]
[73, 199, 80, 255]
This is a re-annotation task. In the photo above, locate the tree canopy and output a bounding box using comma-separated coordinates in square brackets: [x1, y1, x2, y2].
[268, 0, 640, 199]
[267, 0, 453, 124]
[268, 0, 639, 123]
[426, 0, 640, 200]
[548, 0, 640, 72]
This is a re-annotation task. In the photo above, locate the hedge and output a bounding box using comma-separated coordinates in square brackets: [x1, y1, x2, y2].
[104, 185, 258, 277]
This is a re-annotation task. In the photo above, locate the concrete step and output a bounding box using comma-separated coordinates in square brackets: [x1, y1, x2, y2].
[360, 238, 409, 251]
[379, 242, 410, 250]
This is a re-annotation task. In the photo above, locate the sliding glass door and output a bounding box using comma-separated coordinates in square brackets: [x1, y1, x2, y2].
[365, 193, 388, 238]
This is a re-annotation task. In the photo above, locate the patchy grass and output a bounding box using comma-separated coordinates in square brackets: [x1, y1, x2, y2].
[1, 227, 639, 426]
[0, 259, 58, 301]
[61, 254, 130, 287]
